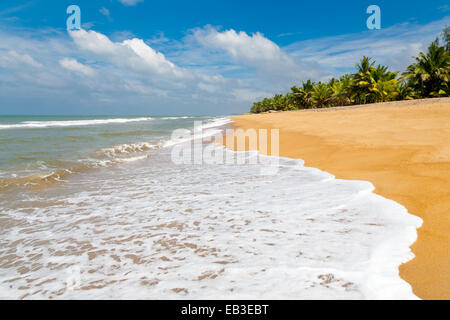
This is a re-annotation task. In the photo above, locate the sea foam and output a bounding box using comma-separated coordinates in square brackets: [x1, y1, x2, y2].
[0, 135, 422, 299]
[0, 117, 155, 130]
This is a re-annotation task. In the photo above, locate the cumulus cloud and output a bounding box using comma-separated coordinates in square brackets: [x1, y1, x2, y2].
[194, 27, 289, 66]
[0, 17, 447, 115]
[0, 27, 251, 114]
[59, 58, 95, 77]
[69, 29, 187, 78]
[191, 26, 323, 85]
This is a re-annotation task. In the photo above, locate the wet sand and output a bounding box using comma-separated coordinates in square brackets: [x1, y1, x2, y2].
[229, 97, 450, 300]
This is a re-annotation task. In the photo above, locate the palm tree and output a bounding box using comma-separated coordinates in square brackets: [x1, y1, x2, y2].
[301, 80, 315, 108]
[396, 82, 415, 100]
[249, 26, 450, 114]
[290, 85, 304, 109]
[311, 82, 332, 107]
[283, 93, 297, 110]
[372, 65, 397, 81]
[373, 78, 399, 102]
[331, 75, 352, 106]
[369, 65, 399, 102]
[351, 57, 403, 103]
[290, 80, 315, 109]
[402, 42, 450, 97]
[352, 56, 378, 104]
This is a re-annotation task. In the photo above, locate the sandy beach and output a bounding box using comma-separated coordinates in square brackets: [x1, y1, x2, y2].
[229, 97, 450, 300]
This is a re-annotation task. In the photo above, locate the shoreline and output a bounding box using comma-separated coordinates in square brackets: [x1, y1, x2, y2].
[228, 97, 450, 300]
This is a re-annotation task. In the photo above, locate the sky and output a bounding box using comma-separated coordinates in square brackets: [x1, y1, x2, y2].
[0, 0, 449, 115]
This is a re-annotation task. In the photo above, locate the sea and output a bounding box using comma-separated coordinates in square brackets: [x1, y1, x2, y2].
[0, 115, 422, 299]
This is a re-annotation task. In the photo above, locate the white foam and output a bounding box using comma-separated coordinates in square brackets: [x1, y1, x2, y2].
[80, 155, 150, 168]
[201, 117, 231, 129]
[0, 117, 154, 130]
[97, 142, 158, 158]
[159, 116, 197, 120]
[0, 144, 422, 300]
[161, 117, 230, 147]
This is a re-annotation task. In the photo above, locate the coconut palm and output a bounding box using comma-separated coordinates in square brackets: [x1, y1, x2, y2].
[396, 82, 415, 100]
[290, 80, 315, 109]
[373, 79, 399, 102]
[249, 27, 450, 114]
[372, 65, 397, 82]
[351, 56, 378, 104]
[311, 82, 333, 107]
[331, 75, 352, 106]
[402, 42, 450, 97]
[369, 65, 399, 102]
[290, 85, 304, 109]
[352, 58, 401, 103]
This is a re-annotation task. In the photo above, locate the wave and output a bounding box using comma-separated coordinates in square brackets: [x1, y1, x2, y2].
[162, 117, 231, 147]
[0, 155, 151, 192]
[0, 167, 83, 191]
[0, 142, 156, 191]
[159, 116, 198, 120]
[80, 154, 150, 168]
[0, 145, 422, 299]
[95, 142, 158, 158]
[0, 117, 231, 191]
[0, 117, 154, 130]
[201, 117, 231, 129]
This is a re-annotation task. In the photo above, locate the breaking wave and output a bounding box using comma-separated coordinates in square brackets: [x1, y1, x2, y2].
[0, 117, 155, 130]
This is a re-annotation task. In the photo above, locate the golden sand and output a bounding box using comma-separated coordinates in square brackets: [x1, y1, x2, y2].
[229, 97, 450, 300]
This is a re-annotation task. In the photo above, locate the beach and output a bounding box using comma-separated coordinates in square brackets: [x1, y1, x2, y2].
[0, 115, 421, 299]
[229, 97, 450, 300]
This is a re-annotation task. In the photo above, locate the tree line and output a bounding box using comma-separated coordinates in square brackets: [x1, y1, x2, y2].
[250, 27, 450, 113]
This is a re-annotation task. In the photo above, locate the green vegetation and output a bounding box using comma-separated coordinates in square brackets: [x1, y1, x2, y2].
[250, 27, 450, 113]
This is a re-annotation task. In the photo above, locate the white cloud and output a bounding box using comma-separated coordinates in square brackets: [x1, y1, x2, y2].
[69, 29, 119, 56]
[197, 82, 218, 93]
[111, 30, 135, 41]
[231, 88, 273, 102]
[285, 17, 450, 76]
[69, 29, 187, 78]
[0, 50, 42, 68]
[124, 38, 186, 77]
[191, 26, 323, 85]
[118, 0, 143, 6]
[99, 7, 110, 17]
[0, 2, 33, 17]
[194, 27, 288, 65]
[122, 80, 168, 96]
[0, 17, 447, 115]
[82, 22, 95, 30]
[146, 32, 169, 45]
[59, 58, 95, 77]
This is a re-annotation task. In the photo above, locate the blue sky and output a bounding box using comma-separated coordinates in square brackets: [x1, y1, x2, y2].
[0, 0, 449, 115]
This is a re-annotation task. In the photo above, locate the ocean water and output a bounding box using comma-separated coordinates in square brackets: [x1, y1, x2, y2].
[0, 115, 422, 299]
